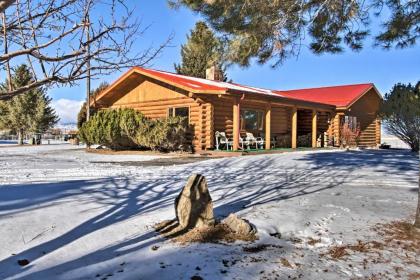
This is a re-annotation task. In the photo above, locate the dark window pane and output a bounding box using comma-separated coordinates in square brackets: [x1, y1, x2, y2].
[241, 110, 264, 131]
[168, 107, 189, 123]
[175, 107, 189, 119]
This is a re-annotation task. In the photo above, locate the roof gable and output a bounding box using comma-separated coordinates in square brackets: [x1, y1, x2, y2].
[275, 84, 377, 108]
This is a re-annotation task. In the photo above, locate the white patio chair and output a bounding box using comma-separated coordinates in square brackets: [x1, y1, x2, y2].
[239, 136, 249, 150]
[245, 132, 264, 149]
[271, 137, 277, 148]
[215, 131, 233, 150]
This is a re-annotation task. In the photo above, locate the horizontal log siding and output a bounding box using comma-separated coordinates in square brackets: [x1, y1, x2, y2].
[358, 118, 378, 147]
[346, 89, 381, 147]
[198, 102, 214, 150]
[297, 109, 313, 137]
[317, 112, 330, 135]
[111, 97, 201, 149]
[332, 113, 342, 146]
[108, 78, 204, 151]
[212, 97, 234, 138]
[271, 106, 291, 135]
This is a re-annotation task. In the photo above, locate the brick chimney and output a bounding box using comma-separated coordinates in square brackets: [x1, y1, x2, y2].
[206, 65, 223, 81]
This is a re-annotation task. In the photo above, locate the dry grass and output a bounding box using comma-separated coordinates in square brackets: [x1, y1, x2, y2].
[374, 221, 420, 253]
[154, 220, 257, 244]
[324, 220, 420, 260]
[408, 272, 420, 280]
[325, 240, 386, 260]
[280, 258, 293, 268]
[326, 246, 349, 259]
[307, 237, 321, 246]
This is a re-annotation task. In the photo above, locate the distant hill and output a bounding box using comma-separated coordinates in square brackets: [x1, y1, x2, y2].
[55, 123, 77, 132]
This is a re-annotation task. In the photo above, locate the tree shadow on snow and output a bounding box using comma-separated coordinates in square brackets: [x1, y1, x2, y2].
[0, 149, 417, 279]
[296, 149, 418, 184]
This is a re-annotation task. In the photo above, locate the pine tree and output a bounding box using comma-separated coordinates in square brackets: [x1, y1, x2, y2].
[381, 82, 420, 152]
[172, 1, 419, 67]
[77, 82, 109, 129]
[0, 65, 59, 144]
[175, 21, 227, 80]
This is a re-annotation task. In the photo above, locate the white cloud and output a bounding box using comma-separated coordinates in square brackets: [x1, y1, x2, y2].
[52, 99, 84, 124]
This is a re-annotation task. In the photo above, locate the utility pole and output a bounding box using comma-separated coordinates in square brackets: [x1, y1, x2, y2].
[85, 13, 91, 121]
[2, 12, 12, 91]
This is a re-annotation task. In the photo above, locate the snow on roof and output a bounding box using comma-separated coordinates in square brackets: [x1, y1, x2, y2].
[136, 67, 281, 97]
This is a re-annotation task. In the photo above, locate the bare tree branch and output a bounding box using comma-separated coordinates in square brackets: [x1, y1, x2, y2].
[0, 0, 171, 99]
[0, 0, 14, 13]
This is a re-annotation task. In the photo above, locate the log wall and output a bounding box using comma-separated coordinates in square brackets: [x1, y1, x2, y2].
[100, 75, 381, 151]
[333, 88, 382, 147]
[107, 78, 207, 150]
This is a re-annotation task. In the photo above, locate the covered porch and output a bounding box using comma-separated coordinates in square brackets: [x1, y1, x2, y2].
[212, 95, 334, 151]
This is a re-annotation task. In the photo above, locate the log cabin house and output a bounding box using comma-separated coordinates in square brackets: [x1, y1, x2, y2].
[92, 67, 382, 152]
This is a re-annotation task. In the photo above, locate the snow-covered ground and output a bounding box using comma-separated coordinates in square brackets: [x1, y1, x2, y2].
[381, 134, 411, 149]
[0, 144, 418, 280]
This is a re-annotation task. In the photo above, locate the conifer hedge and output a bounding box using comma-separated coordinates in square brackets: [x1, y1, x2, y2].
[79, 108, 190, 151]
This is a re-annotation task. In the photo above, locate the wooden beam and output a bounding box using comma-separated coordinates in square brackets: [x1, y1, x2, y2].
[291, 106, 297, 149]
[265, 103, 271, 150]
[233, 98, 241, 151]
[334, 113, 344, 146]
[312, 110, 318, 148]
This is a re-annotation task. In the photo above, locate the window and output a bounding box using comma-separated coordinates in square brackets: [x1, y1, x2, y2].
[168, 106, 190, 123]
[240, 109, 264, 131]
[343, 115, 358, 130]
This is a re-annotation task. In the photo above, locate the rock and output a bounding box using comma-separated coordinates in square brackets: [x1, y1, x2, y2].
[175, 174, 215, 229]
[222, 214, 256, 236]
[269, 232, 281, 239]
[17, 259, 30, 266]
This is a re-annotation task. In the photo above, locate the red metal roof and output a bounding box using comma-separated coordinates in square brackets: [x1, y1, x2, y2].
[136, 67, 279, 96]
[138, 67, 375, 107]
[137, 67, 225, 91]
[275, 84, 374, 107]
[97, 67, 376, 109]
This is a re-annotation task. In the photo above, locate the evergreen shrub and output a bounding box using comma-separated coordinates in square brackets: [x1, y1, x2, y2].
[79, 108, 190, 151]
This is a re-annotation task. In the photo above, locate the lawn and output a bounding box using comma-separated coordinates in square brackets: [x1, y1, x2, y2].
[0, 144, 418, 280]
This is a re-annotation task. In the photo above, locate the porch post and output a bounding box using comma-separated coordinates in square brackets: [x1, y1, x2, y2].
[312, 110, 317, 148]
[334, 113, 343, 146]
[265, 103, 271, 150]
[233, 97, 240, 151]
[291, 106, 297, 149]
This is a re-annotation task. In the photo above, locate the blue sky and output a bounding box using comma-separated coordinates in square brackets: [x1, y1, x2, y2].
[51, 0, 420, 123]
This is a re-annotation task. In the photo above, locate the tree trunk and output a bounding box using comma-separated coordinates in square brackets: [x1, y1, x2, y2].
[18, 129, 24, 145]
[414, 152, 420, 228]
